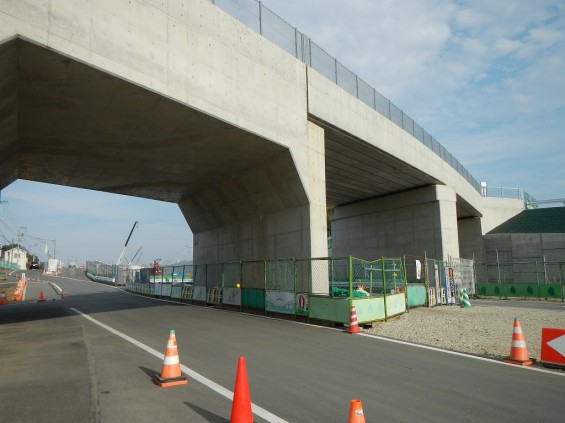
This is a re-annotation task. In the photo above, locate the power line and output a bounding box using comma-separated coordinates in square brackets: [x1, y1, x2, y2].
[0, 202, 56, 256]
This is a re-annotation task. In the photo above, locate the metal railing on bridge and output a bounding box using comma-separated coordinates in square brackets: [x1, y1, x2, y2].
[208, 0, 483, 192]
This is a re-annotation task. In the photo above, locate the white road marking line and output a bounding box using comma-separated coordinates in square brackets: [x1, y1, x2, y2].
[70, 307, 289, 423]
[359, 332, 565, 376]
[110, 290, 565, 376]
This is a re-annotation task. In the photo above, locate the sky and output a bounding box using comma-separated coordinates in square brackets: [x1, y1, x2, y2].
[1, 0, 564, 265]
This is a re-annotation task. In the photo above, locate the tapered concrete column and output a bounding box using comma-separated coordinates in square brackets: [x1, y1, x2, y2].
[458, 196, 524, 261]
[331, 185, 459, 260]
[305, 121, 329, 259]
[458, 217, 484, 260]
[179, 122, 328, 273]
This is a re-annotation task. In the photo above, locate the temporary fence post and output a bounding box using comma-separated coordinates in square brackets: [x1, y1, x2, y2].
[402, 258, 409, 312]
[472, 254, 477, 294]
[535, 261, 540, 300]
[484, 261, 488, 284]
[293, 258, 297, 317]
[559, 262, 563, 302]
[263, 260, 267, 315]
[543, 255, 548, 284]
[220, 263, 224, 289]
[307, 258, 311, 297]
[348, 255, 353, 311]
[240, 261, 243, 312]
[204, 264, 208, 298]
[502, 262, 508, 300]
[400, 256, 410, 312]
[424, 252, 430, 306]
[496, 250, 501, 284]
[382, 257, 388, 322]
[368, 265, 373, 295]
[330, 258, 335, 295]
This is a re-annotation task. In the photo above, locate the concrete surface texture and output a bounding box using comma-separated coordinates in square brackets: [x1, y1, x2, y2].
[0, 0, 522, 263]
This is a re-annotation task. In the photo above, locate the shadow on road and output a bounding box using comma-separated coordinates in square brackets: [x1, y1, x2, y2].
[0, 281, 189, 325]
[184, 401, 229, 423]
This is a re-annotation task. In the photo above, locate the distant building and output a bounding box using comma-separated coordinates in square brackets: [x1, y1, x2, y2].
[2, 246, 28, 270]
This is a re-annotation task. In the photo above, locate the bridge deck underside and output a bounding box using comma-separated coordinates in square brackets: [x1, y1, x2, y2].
[320, 122, 479, 218]
[0, 38, 286, 203]
[0, 38, 480, 220]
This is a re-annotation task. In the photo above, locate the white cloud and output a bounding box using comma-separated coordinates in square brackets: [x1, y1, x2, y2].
[494, 38, 522, 55]
[4, 0, 564, 262]
[260, 0, 565, 200]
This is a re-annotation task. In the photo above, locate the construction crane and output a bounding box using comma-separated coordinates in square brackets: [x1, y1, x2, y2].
[129, 246, 143, 265]
[116, 221, 138, 267]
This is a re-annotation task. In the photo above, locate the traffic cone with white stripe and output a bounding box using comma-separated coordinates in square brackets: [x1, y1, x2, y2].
[346, 305, 361, 334]
[503, 317, 535, 366]
[153, 330, 188, 387]
[348, 399, 366, 423]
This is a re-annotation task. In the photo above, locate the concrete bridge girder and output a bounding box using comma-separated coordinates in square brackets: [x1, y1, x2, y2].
[0, 0, 524, 265]
[0, 37, 328, 263]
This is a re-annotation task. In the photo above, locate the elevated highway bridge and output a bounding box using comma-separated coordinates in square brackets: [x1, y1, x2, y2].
[0, 0, 524, 265]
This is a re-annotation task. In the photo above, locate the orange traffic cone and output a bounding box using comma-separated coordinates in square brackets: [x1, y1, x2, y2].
[346, 305, 361, 334]
[36, 291, 46, 302]
[153, 330, 188, 387]
[503, 317, 535, 366]
[230, 356, 253, 423]
[348, 399, 366, 423]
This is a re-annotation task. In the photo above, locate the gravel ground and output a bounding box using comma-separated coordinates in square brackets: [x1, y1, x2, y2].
[365, 301, 565, 363]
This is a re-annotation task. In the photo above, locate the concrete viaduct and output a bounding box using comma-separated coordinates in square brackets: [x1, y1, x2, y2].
[0, 0, 523, 265]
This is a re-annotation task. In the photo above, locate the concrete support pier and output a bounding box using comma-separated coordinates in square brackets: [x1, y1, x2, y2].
[180, 122, 328, 265]
[330, 185, 459, 260]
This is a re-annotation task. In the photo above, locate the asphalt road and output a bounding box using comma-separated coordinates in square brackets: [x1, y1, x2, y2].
[1, 270, 564, 422]
[473, 298, 565, 311]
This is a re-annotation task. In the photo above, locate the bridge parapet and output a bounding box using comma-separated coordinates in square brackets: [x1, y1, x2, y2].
[209, 0, 481, 193]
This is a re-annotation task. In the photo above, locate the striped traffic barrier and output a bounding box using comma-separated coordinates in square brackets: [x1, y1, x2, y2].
[460, 288, 471, 308]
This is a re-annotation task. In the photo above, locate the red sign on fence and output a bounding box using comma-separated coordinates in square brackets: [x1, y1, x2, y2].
[540, 328, 565, 369]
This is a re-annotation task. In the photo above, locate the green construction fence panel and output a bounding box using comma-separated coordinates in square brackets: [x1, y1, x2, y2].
[171, 286, 182, 299]
[539, 284, 562, 298]
[309, 296, 350, 323]
[476, 283, 563, 298]
[407, 284, 427, 307]
[265, 290, 295, 314]
[352, 297, 385, 323]
[386, 293, 406, 317]
[505, 284, 539, 297]
[242, 288, 265, 309]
